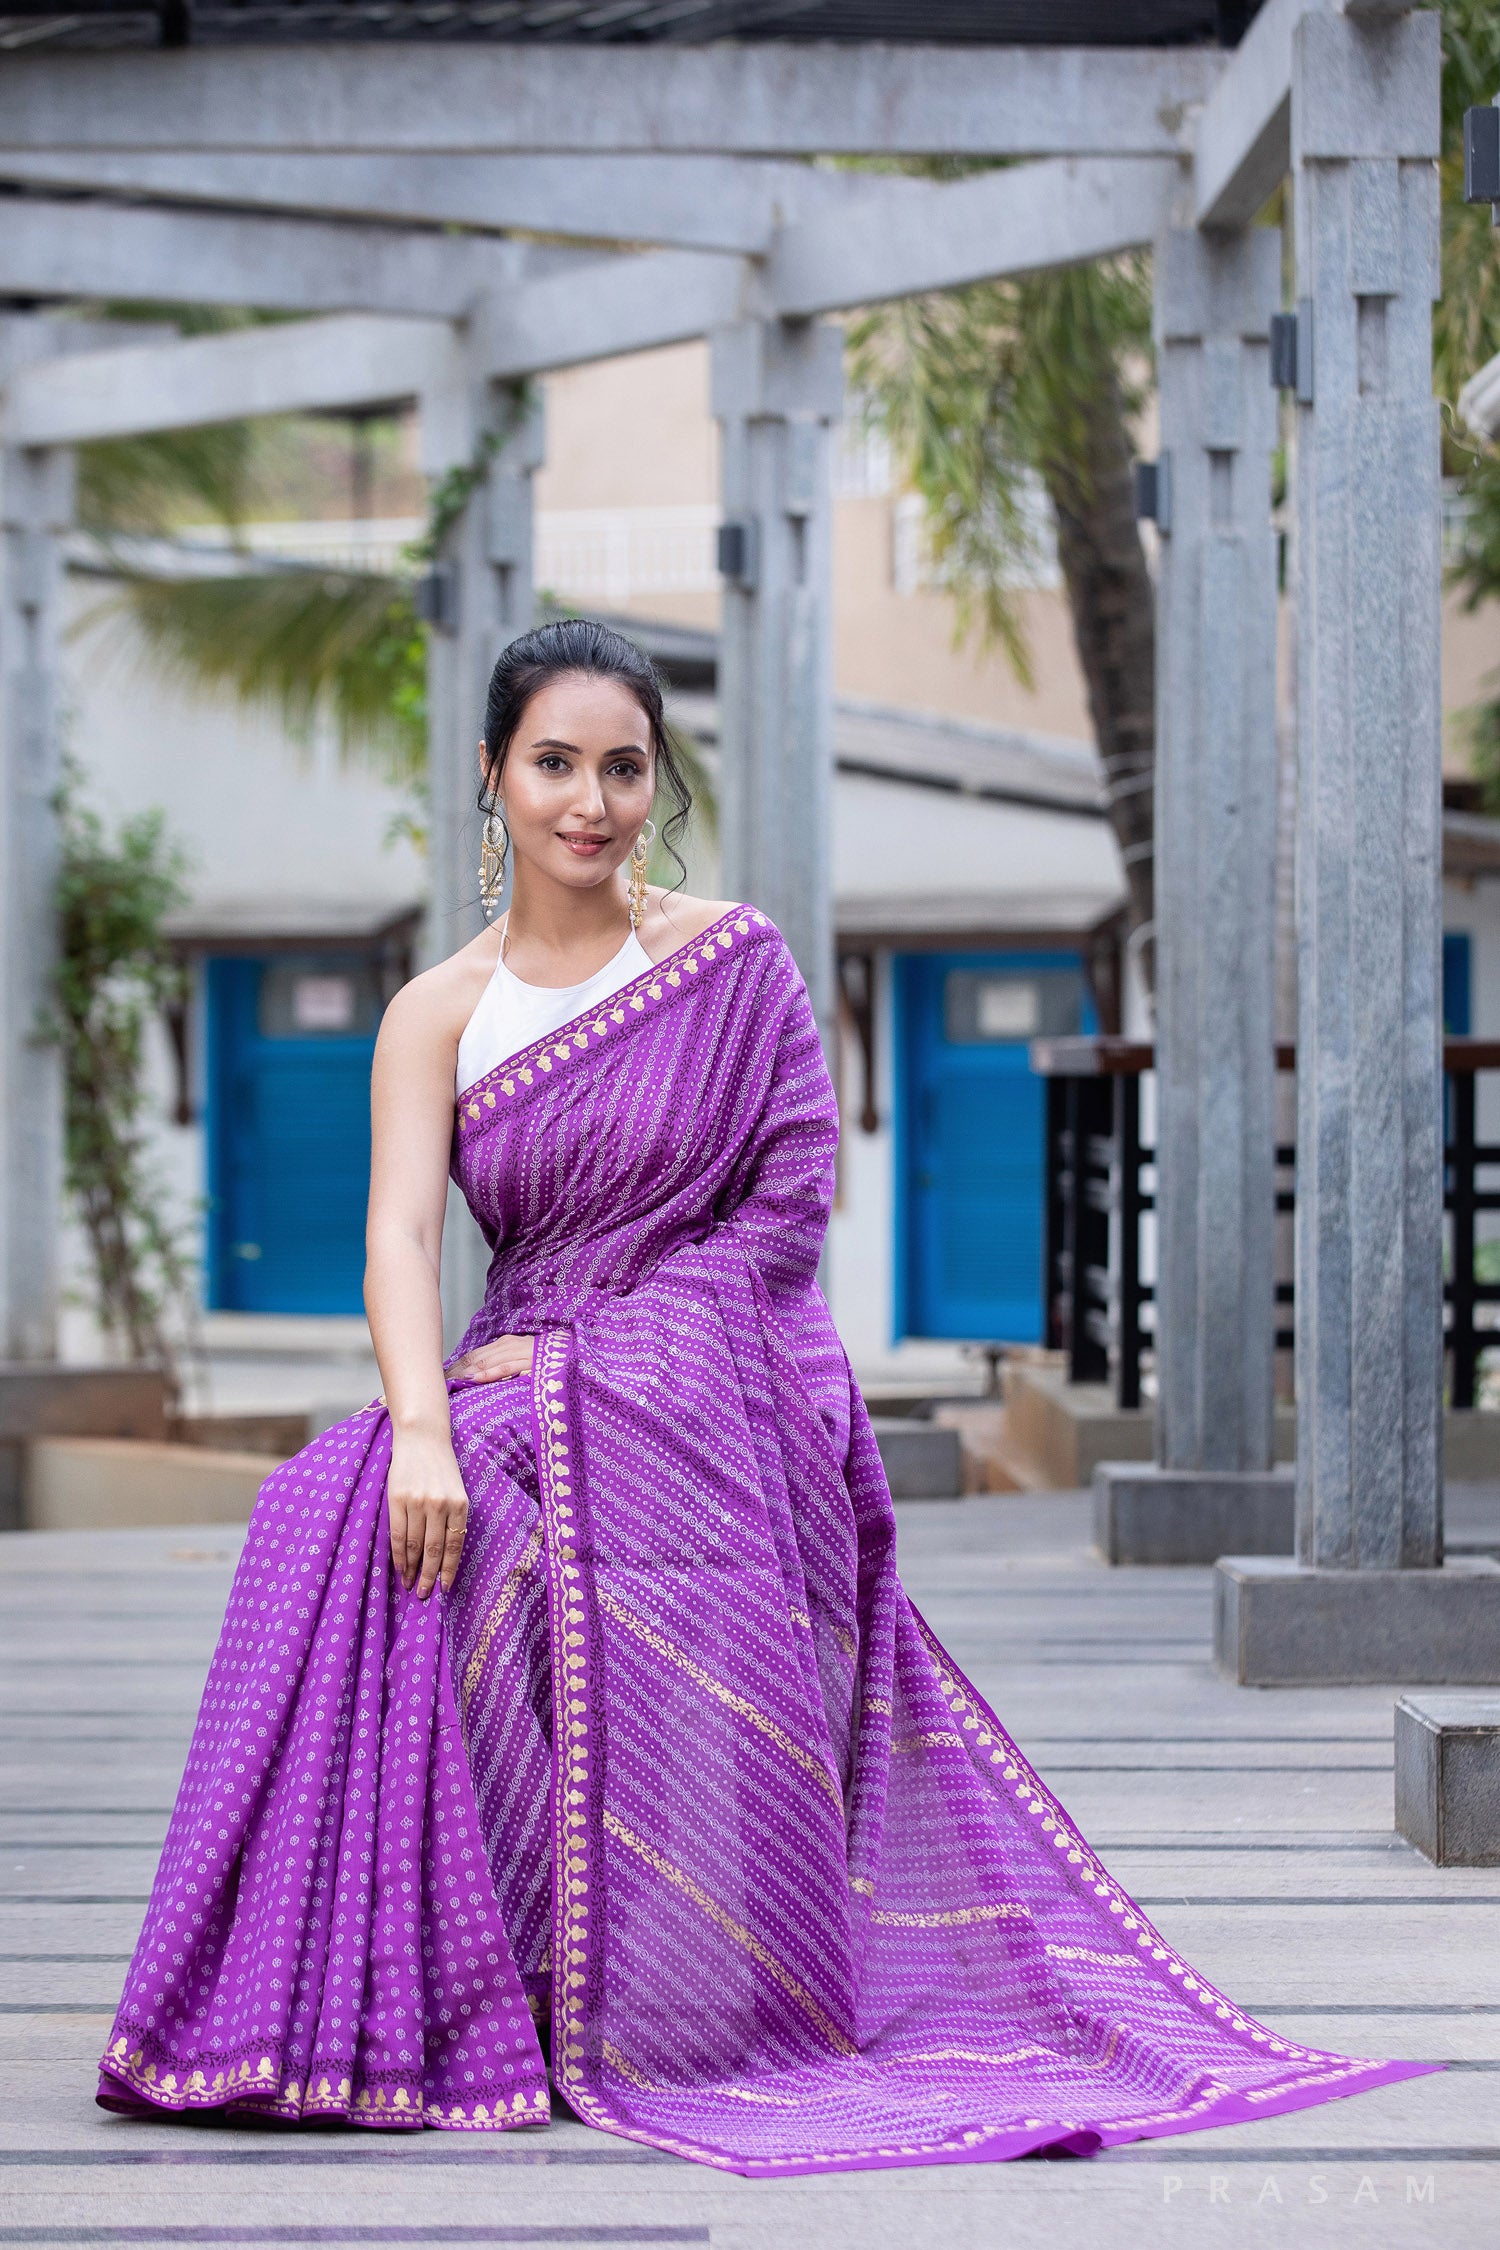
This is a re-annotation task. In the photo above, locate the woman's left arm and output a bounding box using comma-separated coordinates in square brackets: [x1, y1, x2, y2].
[366, 980, 481, 1598]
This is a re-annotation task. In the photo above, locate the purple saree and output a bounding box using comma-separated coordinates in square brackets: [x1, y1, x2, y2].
[98, 907, 1436, 2173]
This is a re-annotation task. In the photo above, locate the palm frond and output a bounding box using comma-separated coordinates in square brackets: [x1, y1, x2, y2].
[849, 259, 1149, 686]
[78, 423, 260, 540]
[84, 568, 428, 788]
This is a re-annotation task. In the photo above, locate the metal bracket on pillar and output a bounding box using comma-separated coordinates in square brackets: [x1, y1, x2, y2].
[1269, 301, 1314, 403]
[1132, 455, 1171, 533]
[413, 563, 459, 634]
[1463, 101, 1499, 220]
[715, 516, 759, 587]
[482, 385, 545, 634]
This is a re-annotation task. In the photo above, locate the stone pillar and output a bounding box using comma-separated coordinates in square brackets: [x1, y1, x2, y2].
[0, 322, 73, 1363]
[420, 355, 543, 1347]
[711, 317, 842, 1047]
[1095, 227, 1290, 1567]
[1214, 7, 1500, 1682]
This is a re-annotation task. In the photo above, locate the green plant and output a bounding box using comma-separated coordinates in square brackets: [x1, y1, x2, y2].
[91, 390, 719, 851]
[90, 399, 529, 798]
[105, 567, 429, 787]
[44, 785, 195, 1381]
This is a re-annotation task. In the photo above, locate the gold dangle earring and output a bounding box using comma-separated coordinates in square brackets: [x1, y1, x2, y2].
[479, 801, 509, 923]
[627, 819, 656, 931]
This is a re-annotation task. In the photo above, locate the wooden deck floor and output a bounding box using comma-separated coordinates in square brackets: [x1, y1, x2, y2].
[2, 1492, 1496, 2249]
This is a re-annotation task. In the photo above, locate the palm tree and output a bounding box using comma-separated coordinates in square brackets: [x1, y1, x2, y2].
[849, 254, 1157, 964]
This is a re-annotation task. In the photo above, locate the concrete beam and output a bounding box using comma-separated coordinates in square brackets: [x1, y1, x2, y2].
[0, 44, 1224, 159]
[0, 159, 1191, 408]
[0, 246, 748, 447]
[0, 149, 1243, 446]
[477, 158, 1186, 370]
[477, 250, 750, 384]
[0, 314, 460, 447]
[0, 195, 532, 320]
[771, 157, 1181, 317]
[1194, 0, 1330, 229]
[0, 147, 832, 255]
[1194, 1, 1437, 226]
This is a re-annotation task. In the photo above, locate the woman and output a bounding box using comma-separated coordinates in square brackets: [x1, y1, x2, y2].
[98, 619, 1434, 2175]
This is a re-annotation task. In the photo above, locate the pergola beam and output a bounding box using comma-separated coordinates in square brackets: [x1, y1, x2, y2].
[772, 156, 1182, 318]
[0, 148, 832, 255]
[0, 195, 531, 321]
[477, 250, 750, 383]
[0, 314, 458, 447]
[0, 43, 1223, 159]
[0, 146, 1210, 443]
[1193, 0, 1323, 229]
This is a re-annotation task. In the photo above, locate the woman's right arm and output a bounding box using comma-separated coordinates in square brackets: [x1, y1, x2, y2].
[364, 978, 472, 1600]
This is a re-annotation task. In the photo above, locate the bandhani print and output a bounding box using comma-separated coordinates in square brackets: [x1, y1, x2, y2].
[98, 908, 1440, 2174]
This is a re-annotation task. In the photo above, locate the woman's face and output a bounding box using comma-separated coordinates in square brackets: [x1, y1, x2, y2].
[488, 671, 654, 898]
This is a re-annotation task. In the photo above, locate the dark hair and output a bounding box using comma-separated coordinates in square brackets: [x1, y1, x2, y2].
[480, 617, 692, 886]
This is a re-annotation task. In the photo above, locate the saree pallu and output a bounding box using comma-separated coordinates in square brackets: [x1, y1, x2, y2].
[98, 907, 1438, 2174]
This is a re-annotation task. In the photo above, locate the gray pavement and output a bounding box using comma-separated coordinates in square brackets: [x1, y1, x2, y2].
[1, 1493, 1496, 2249]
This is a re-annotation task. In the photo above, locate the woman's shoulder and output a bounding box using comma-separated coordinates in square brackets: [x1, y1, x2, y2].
[377, 931, 499, 1054]
[641, 891, 743, 961]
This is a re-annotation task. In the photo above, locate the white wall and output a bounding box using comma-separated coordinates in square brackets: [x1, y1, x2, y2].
[63, 574, 426, 923]
[833, 770, 1119, 921]
[56, 572, 428, 1363]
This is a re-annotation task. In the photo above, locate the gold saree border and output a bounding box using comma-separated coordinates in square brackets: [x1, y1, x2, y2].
[457, 908, 771, 1142]
[530, 1328, 1248, 2174]
[908, 1605, 1391, 2096]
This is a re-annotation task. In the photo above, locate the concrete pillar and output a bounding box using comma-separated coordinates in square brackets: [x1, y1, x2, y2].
[0, 321, 73, 1362]
[711, 316, 842, 1047]
[420, 349, 543, 1345]
[1214, 8, 1500, 1682]
[1094, 227, 1287, 1566]
[1290, 9, 1443, 1571]
[1154, 227, 1283, 1473]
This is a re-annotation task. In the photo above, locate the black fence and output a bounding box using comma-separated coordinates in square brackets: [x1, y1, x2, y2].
[1033, 1035, 1500, 1413]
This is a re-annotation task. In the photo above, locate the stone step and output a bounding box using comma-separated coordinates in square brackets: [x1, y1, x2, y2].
[1395, 1693, 1500, 1866]
[868, 1418, 962, 1500]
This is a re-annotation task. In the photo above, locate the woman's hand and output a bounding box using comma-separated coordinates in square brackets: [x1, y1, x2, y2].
[447, 1334, 535, 1385]
[387, 1426, 471, 1600]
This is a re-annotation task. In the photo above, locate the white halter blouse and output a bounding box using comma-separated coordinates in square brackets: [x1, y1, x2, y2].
[456, 927, 653, 1097]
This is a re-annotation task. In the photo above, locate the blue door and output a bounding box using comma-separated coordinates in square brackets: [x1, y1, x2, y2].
[1443, 932, 1472, 1035]
[895, 951, 1090, 1342]
[205, 955, 382, 1314]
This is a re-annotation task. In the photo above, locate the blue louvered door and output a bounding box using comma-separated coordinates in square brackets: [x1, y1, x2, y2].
[205, 955, 381, 1314]
[895, 951, 1090, 1342]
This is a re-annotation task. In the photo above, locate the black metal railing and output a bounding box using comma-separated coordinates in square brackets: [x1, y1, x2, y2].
[1032, 1036, 1500, 1413]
